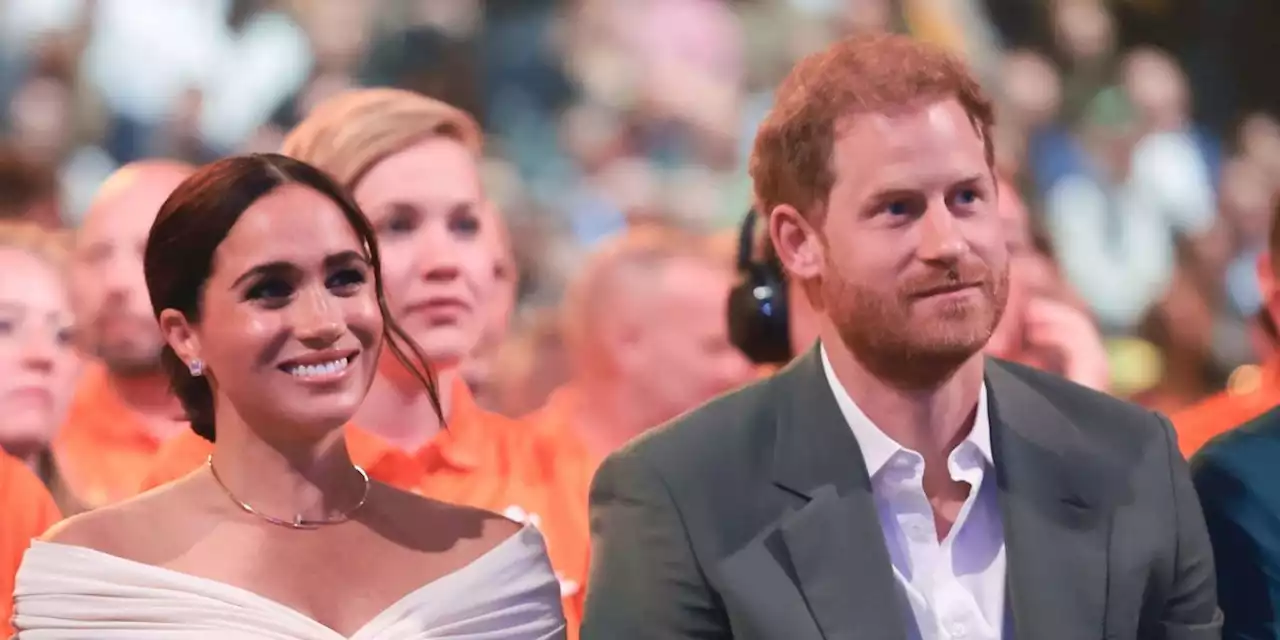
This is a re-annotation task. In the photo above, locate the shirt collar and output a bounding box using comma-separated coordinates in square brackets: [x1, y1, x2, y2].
[345, 378, 493, 471]
[819, 344, 993, 478]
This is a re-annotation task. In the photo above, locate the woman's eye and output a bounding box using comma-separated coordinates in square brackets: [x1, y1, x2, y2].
[327, 268, 366, 291]
[449, 212, 481, 237]
[378, 204, 420, 237]
[245, 278, 294, 302]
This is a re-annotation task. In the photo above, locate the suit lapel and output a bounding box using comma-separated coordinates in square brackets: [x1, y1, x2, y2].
[771, 348, 909, 640]
[986, 360, 1114, 640]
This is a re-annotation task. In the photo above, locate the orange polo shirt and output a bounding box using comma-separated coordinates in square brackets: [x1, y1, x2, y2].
[53, 364, 179, 508]
[1173, 361, 1280, 457]
[0, 452, 62, 637]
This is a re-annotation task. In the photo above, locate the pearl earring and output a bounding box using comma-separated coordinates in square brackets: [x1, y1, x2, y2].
[188, 359, 204, 377]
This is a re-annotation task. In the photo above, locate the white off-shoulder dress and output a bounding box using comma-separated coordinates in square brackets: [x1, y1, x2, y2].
[12, 524, 566, 639]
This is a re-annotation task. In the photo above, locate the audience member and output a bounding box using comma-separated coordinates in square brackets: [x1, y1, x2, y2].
[0, 222, 81, 515]
[54, 160, 194, 507]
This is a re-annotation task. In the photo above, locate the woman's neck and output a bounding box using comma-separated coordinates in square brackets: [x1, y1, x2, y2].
[353, 366, 456, 452]
[209, 413, 366, 524]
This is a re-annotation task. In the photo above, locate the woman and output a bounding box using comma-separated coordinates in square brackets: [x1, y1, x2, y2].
[137, 90, 585, 633]
[14, 155, 566, 637]
[142, 90, 526, 503]
[0, 222, 82, 514]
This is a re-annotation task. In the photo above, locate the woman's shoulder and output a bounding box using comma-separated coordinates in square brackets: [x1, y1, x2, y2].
[366, 483, 541, 567]
[40, 481, 196, 559]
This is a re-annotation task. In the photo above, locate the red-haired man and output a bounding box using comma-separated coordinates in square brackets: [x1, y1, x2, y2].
[583, 33, 1220, 639]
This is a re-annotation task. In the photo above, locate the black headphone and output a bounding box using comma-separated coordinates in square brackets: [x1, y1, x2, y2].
[727, 209, 792, 365]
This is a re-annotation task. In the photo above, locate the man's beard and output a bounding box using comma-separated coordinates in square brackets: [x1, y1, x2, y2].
[98, 343, 165, 378]
[825, 262, 1008, 390]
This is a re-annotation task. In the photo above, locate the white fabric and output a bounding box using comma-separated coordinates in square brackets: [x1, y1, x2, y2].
[13, 524, 567, 639]
[821, 346, 1007, 640]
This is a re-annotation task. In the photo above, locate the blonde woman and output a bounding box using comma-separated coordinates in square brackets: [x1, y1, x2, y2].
[0, 222, 82, 515]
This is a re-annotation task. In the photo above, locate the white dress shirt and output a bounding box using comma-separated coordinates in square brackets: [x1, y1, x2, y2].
[821, 347, 1007, 640]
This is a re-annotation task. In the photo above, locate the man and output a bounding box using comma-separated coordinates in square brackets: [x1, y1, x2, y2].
[54, 161, 193, 507]
[730, 179, 1110, 391]
[520, 222, 756, 622]
[582, 33, 1220, 639]
[1189, 215, 1280, 638]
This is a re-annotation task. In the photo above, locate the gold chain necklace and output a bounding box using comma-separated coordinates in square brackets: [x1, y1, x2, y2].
[206, 455, 371, 530]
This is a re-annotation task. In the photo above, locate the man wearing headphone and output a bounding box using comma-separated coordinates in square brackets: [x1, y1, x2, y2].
[731, 193, 1111, 391]
[727, 208, 819, 367]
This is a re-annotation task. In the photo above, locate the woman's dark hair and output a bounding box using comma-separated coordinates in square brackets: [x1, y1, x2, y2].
[144, 153, 443, 442]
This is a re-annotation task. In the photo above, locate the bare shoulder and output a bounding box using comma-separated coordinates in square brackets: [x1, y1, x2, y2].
[41, 480, 203, 560]
[364, 483, 524, 562]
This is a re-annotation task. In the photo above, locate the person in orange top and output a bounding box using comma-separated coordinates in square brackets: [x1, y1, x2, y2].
[0, 451, 60, 637]
[518, 224, 758, 622]
[0, 223, 82, 516]
[54, 161, 195, 507]
[1174, 249, 1280, 456]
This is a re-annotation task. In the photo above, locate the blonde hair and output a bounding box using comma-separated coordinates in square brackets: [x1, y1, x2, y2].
[0, 221, 71, 271]
[281, 88, 483, 188]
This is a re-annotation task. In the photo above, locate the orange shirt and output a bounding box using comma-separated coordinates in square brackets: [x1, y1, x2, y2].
[511, 386, 599, 638]
[0, 453, 62, 636]
[1173, 361, 1280, 457]
[53, 364, 178, 508]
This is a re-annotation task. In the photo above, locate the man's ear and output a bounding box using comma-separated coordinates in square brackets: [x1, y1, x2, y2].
[768, 204, 824, 282]
[158, 308, 202, 369]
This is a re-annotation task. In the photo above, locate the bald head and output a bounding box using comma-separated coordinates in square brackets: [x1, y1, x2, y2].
[564, 224, 753, 425]
[72, 160, 194, 375]
[79, 161, 194, 239]
[563, 225, 714, 355]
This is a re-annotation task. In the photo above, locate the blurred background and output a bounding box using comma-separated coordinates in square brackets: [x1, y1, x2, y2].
[3, 0, 1278, 415]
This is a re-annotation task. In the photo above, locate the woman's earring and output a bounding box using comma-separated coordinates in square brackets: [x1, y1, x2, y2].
[188, 359, 204, 377]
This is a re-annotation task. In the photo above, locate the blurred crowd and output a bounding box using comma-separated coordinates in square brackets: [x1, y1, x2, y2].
[2, 0, 1280, 434]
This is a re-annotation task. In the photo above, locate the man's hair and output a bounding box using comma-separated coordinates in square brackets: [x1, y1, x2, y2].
[281, 87, 483, 189]
[0, 148, 58, 221]
[749, 33, 994, 221]
[562, 224, 720, 355]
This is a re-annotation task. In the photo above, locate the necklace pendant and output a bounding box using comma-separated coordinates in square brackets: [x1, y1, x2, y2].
[293, 514, 304, 528]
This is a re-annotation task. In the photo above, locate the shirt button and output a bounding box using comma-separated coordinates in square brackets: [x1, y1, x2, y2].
[907, 522, 930, 540]
[948, 621, 968, 638]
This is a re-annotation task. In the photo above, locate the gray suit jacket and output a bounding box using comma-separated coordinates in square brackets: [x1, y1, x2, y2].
[581, 347, 1221, 640]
